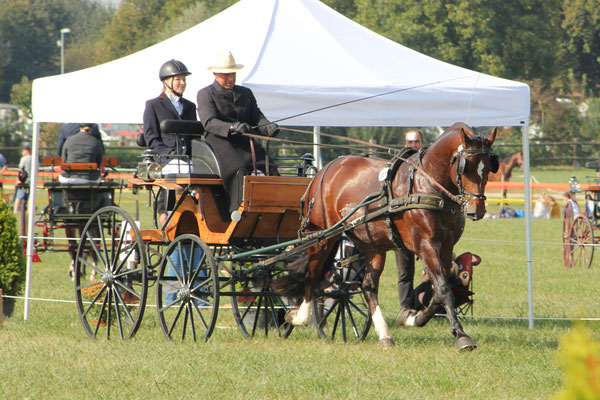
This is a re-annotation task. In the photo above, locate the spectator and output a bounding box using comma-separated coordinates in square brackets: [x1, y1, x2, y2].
[0, 151, 7, 190]
[533, 192, 551, 219]
[60, 123, 104, 184]
[13, 142, 32, 214]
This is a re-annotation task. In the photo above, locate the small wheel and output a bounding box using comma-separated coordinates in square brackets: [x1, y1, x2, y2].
[74, 206, 148, 340]
[562, 202, 575, 268]
[230, 262, 294, 339]
[567, 215, 595, 269]
[312, 242, 371, 342]
[156, 234, 219, 342]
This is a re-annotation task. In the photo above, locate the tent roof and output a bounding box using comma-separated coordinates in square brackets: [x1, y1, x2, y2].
[32, 0, 529, 127]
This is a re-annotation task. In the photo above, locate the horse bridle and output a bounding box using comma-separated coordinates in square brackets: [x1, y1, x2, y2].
[450, 140, 499, 202]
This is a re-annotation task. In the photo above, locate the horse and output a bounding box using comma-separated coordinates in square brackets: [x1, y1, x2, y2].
[273, 122, 498, 349]
[487, 152, 523, 197]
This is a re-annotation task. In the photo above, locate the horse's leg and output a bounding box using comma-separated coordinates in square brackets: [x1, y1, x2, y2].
[418, 248, 476, 350]
[360, 249, 393, 348]
[286, 238, 337, 326]
[65, 225, 77, 281]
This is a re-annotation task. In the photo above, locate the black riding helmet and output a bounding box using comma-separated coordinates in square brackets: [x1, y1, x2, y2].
[159, 60, 191, 98]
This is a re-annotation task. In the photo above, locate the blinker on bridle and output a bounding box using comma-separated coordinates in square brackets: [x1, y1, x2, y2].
[450, 136, 498, 202]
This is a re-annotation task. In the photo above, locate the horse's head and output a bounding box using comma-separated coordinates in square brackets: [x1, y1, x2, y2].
[450, 127, 498, 220]
[516, 152, 524, 168]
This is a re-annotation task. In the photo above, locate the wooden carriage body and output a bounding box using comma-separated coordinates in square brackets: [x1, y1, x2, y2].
[132, 175, 311, 246]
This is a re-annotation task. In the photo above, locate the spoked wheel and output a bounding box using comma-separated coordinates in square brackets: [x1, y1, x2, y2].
[230, 261, 294, 339]
[566, 215, 595, 269]
[562, 202, 575, 268]
[156, 234, 219, 342]
[312, 243, 371, 342]
[74, 206, 147, 340]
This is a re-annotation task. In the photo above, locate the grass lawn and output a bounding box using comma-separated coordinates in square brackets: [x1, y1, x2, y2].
[1, 167, 599, 399]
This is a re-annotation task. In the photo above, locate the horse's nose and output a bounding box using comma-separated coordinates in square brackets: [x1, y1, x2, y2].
[466, 201, 486, 220]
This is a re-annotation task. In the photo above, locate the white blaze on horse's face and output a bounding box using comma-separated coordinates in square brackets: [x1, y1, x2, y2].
[477, 160, 485, 179]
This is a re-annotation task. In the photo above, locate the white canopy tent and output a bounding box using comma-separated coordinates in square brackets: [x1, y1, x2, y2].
[27, 0, 533, 326]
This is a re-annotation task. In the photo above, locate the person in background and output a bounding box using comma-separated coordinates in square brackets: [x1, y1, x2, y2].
[13, 142, 32, 214]
[197, 51, 280, 214]
[58, 123, 104, 156]
[142, 59, 197, 226]
[549, 195, 560, 218]
[0, 151, 7, 190]
[395, 129, 424, 326]
[562, 191, 581, 216]
[533, 192, 551, 219]
[60, 123, 104, 184]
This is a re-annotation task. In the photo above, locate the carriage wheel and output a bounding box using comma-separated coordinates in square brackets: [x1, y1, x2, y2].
[562, 202, 575, 268]
[156, 234, 219, 342]
[312, 246, 371, 343]
[566, 215, 595, 269]
[74, 206, 147, 340]
[230, 263, 294, 339]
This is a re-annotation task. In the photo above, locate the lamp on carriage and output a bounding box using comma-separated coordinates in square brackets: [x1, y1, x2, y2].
[569, 176, 580, 194]
[57, 28, 71, 74]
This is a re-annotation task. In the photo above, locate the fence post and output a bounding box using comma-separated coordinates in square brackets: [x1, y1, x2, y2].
[0, 288, 4, 329]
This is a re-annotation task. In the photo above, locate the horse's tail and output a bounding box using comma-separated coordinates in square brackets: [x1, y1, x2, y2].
[271, 250, 310, 302]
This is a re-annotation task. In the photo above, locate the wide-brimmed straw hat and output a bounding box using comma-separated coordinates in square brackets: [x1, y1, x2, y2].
[207, 51, 244, 73]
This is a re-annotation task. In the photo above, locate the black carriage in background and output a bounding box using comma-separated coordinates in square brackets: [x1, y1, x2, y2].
[562, 159, 600, 269]
[36, 157, 123, 255]
[72, 120, 371, 342]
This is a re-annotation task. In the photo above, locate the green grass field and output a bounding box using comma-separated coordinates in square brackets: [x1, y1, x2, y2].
[1, 167, 599, 399]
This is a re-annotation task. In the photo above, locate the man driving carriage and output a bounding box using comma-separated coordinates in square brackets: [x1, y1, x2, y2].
[196, 51, 280, 214]
[60, 122, 105, 280]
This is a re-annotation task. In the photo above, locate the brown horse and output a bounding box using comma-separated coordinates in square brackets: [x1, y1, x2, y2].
[487, 152, 523, 197]
[274, 123, 498, 349]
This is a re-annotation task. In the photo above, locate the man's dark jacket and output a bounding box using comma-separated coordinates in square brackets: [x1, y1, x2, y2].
[196, 81, 278, 211]
[61, 130, 104, 180]
[143, 92, 197, 156]
[58, 123, 103, 156]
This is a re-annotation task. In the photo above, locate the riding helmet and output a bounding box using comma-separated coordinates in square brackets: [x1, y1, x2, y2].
[159, 59, 191, 81]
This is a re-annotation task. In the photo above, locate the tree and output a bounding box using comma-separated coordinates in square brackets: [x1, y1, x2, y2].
[561, 0, 600, 96]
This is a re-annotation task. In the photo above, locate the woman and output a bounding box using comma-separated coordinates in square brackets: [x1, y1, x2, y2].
[143, 59, 197, 225]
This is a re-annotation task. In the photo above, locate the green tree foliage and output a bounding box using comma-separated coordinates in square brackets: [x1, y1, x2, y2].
[561, 0, 600, 97]
[0, 198, 26, 296]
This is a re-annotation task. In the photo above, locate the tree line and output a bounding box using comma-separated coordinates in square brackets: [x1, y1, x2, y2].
[0, 0, 598, 165]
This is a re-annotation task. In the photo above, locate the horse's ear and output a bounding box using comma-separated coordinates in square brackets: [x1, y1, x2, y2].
[460, 128, 472, 147]
[486, 128, 498, 145]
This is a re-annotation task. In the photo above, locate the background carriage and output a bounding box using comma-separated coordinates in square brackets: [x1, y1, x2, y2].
[562, 169, 600, 269]
[73, 122, 371, 342]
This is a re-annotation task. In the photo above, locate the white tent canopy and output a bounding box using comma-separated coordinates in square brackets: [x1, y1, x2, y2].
[27, 0, 534, 327]
[32, 0, 529, 127]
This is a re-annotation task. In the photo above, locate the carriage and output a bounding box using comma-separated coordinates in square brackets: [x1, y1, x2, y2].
[72, 121, 498, 349]
[72, 122, 371, 342]
[562, 170, 600, 269]
[35, 156, 123, 258]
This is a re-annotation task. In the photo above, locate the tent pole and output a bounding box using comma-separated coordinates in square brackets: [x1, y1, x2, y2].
[24, 121, 40, 320]
[521, 124, 534, 329]
[313, 126, 322, 169]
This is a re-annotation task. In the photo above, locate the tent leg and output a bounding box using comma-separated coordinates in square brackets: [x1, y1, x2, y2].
[24, 121, 40, 321]
[522, 125, 534, 329]
[313, 126, 322, 169]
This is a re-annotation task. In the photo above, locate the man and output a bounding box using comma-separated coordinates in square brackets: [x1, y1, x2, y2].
[143, 59, 197, 226]
[395, 129, 424, 326]
[60, 123, 105, 280]
[58, 123, 104, 156]
[197, 51, 280, 214]
[13, 142, 32, 214]
[60, 123, 105, 184]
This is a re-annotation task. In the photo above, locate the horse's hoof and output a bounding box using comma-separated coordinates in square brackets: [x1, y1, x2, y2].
[456, 335, 477, 351]
[395, 308, 417, 327]
[379, 337, 395, 349]
[284, 310, 297, 324]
